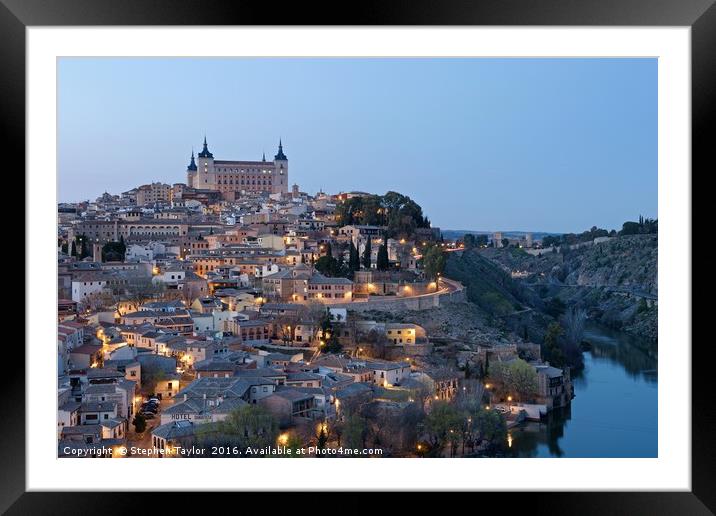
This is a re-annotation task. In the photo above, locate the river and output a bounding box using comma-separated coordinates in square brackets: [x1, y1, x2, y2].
[507, 323, 658, 458]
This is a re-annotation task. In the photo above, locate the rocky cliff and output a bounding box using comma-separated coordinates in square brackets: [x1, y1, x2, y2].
[474, 234, 658, 341]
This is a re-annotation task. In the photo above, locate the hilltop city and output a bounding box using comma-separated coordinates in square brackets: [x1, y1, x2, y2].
[57, 138, 581, 458]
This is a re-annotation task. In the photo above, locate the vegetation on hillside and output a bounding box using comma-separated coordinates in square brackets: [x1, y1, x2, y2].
[445, 250, 540, 317]
[477, 232, 658, 342]
[335, 191, 431, 238]
[542, 216, 657, 248]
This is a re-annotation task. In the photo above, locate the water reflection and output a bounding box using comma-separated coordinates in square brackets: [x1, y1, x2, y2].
[582, 324, 658, 383]
[508, 324, 658, 458]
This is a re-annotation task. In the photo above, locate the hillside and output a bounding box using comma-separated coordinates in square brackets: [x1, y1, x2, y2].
[444, 249, 544, 317]
[475, 234, 658, 341]
[480, 234, 657, 295]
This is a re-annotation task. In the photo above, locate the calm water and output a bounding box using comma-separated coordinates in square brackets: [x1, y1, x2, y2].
[508, 324, 658, 458]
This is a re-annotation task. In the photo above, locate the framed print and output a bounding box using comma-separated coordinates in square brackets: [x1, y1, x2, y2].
[3, 0, 711, 512]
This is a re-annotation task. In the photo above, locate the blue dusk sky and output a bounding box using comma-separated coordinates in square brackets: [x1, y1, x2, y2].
[58, 58, 657, 234]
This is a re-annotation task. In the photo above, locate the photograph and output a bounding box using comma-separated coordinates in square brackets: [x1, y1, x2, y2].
[56, 56, 658, 460]
[1, 0, 710, 505]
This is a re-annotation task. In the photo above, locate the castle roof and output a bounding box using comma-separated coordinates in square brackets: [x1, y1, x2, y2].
[274, 139, 287, 161]
[187, 149, 197, 171]
[197, 136, 213, 159]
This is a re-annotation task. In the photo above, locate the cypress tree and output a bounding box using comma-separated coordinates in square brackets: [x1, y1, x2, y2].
[377, 242, 389, 270]
[79, 235, 89, 259]
[119, 235, 126, 260]
[349, 242, 360, 271]
[362, 238, 372, 269]
[70, 240, 77, 257]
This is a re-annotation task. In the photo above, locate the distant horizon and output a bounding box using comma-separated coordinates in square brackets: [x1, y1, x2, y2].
[58, 57, 657, 233]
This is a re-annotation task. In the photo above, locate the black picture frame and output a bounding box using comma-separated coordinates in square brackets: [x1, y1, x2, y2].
[3, 0, 709, 512]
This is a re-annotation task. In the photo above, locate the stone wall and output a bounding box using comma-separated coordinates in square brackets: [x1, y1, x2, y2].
[329, 278, 466, 313]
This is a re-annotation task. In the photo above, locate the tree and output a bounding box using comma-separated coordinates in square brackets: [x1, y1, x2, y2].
[122, 276, 164, 312]
[102, 240, 126, 262]
[423, 401, 464, 455]
[504, 359, 538, 402]
[343, 415, 367, 449]
[620, 221, 641, 235]
[218, 405, 279, 448]
[422, 245, 446, 281]
[315, 255, 339, 277]
[336, 191, 430, 238]
[79, 291, 117, 312]
[349, 241, 360, 271]
[362, 238, 372, 269]
[132, 413, 146, 433]
[544, 322, 565, 367]
[563, 306, 587, 344]
[361, 328, 388, 359]
[70, 240, 77, 257]
[316, 424, 329, 452]
[141, 362, 169, 396]
[545, 297, 566, 318]
[376, 238, 389, 271]
[473, 407, 507, 448]
[318, 310, 342, 353]
[324, 331, 342, 353]
[462, 234, 488, 247]
[76, 234, 90, 259]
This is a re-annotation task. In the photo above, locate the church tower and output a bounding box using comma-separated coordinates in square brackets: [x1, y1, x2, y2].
[273, 139, 289, 194]
[196, 136, 215, 188]
[186, 149, 197, 187]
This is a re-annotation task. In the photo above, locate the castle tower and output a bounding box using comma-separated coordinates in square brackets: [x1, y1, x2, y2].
[273, 139, 289, 194]
[186, 149, 197, 187]
[196, 136, 215, 188]
[92, 242, 103, 263]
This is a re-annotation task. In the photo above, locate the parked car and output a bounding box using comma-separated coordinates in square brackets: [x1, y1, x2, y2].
[148, 398, 160, 404]
[141, 404, 158, 414]
[140, 412, 155, 419]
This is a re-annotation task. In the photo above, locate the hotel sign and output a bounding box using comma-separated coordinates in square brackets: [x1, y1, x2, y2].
[170, 413, 212, 421]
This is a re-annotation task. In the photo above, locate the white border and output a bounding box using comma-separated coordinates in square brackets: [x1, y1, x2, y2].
[27, 27, 690, 491]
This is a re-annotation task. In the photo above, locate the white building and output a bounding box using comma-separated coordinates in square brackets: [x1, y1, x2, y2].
[71, 274, 109, 303]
